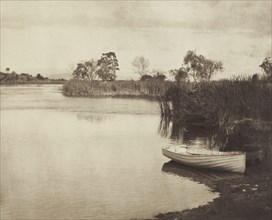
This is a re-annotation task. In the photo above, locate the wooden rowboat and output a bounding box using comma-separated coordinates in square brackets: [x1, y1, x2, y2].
[162, 146, 246, 173]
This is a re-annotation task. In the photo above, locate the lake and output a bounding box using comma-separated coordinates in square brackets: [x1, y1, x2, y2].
[0, 84, 219, 219]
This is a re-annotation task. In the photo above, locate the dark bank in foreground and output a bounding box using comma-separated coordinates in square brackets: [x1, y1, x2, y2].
[155, 155, 271, 220]
[154, 119, 271, 220]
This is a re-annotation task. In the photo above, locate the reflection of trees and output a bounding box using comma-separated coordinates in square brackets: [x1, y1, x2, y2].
[158, 117, 227, 150]
[76, 113, 113, 123]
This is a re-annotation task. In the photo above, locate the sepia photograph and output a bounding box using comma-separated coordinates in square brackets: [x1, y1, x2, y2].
[0, 0, 271, 219]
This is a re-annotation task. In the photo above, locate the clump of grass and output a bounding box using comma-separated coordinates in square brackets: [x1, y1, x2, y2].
[62, 79, 172, 98]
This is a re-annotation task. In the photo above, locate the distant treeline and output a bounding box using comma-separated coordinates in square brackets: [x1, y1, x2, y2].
[63, 50, 226, 98]
[0, 72, 66, 85]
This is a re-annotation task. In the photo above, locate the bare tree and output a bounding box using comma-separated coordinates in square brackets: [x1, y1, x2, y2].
[132, 56, 150, 77]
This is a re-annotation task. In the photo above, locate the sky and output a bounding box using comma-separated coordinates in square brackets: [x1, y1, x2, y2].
[1, 0, 271, 80]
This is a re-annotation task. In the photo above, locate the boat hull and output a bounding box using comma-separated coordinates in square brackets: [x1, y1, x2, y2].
[162, 147, 246, 173]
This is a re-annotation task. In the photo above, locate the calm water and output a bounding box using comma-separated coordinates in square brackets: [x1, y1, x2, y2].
[0, 85, 219, 219]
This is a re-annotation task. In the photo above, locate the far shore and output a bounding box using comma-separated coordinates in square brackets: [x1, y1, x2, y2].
[0, 71, 67, 85]
[0, 80, 66, 85]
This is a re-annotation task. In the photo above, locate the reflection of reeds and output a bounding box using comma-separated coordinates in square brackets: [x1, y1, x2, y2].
[158, 116, 225, 149]
[158, 116, 172, 137]
[77, 113, 112, 123]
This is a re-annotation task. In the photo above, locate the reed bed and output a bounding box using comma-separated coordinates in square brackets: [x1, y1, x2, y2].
[62, 79, 172, 98]
[161, 78, 272, 138]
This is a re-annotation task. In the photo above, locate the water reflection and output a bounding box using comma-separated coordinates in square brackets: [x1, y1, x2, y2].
[162, 161, 243, 187]
[158, 116, 172, 138]
[77, 113, 113, 123]
[159, 118, 226, 150]
[0, 85, 160, 115]
[1, 85, 220, 219]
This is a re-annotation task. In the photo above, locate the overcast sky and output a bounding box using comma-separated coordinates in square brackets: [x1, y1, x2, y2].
[1, 1, 271, 79]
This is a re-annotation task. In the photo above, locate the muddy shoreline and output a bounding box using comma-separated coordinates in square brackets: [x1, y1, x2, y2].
[155, 152, 272, 220]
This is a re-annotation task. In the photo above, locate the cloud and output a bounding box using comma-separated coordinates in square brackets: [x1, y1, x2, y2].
[2, 1, 270, 38]
[265, 49, 272, 58]
[205, 1, 271, 37]
[1, 1, 271, 79]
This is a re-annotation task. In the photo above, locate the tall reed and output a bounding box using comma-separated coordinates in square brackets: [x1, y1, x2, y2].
[62, 79, 172, 98]
[161, 78, 272, 135]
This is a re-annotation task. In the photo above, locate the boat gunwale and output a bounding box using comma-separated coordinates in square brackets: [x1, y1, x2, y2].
[162, 146, 246, 157]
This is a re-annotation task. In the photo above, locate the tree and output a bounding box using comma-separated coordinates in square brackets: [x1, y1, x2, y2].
[73, 59, 98, 80]
[151, 69, 166, 81]
[154, 74, 166, 81]
[169, 67, 188, 84]
[36, 73, 45, 80]
[132, 56, 150, 77]
[5, 67, 10, 73]
[140, 74, 153, 81]
[97, 52, 119, 81]
[260, 57, 272, 78]
[6, 71, 18, 81]
[183, 50, 224, 82]
[73, 63, 87, 80]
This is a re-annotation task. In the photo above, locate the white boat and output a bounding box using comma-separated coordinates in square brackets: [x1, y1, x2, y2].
[162, 145, 246, 173]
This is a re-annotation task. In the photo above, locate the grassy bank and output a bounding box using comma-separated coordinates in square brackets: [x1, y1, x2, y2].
[62, 79, 172, 98]
[161, 78, 272, 143]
